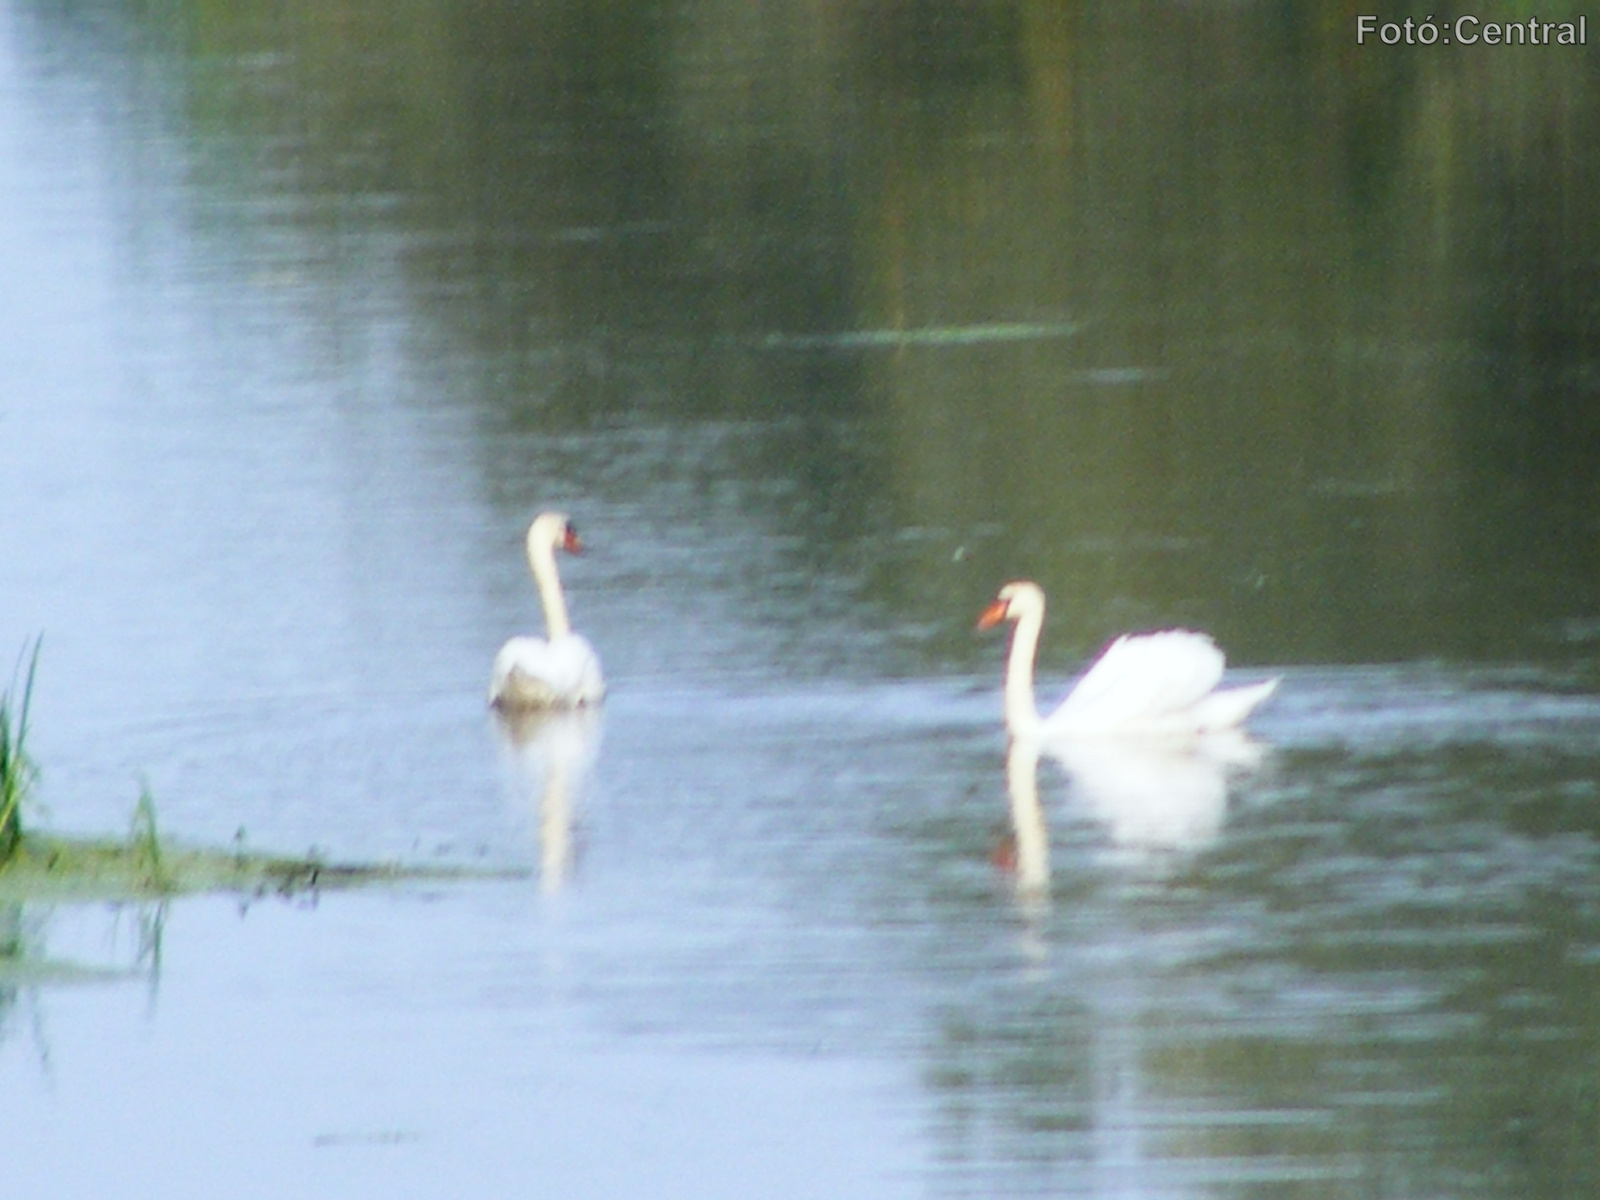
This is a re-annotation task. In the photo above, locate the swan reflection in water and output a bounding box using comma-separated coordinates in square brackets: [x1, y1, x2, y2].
[1000, 730, 1267, 899]
[1002, 737, 1052, 904]
[493, 707, 603, 892]
[1049, 730, 1265, 850]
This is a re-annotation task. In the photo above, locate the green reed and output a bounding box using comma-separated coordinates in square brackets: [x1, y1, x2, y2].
[0, 638, 42, 862]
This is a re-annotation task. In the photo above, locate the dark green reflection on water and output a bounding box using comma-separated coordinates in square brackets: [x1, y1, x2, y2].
[904, 728, 1600, 1197]
[56, 0, 1600, 668]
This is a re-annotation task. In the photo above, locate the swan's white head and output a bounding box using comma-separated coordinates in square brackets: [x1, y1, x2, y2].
[528, 511, 584, 558]
[980, 581, 1049, 739]
[977, 580, 1045, 631]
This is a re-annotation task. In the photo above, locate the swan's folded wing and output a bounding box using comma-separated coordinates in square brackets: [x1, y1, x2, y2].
[491, 637, 546, 703]
[1049, 630, 1226, 730]
[550, 633, 607, 704]
[491, 634, 606, 707]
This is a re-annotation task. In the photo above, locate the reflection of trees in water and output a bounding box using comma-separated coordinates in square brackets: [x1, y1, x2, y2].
[37, 0, 1600, 667]
[919, 737, 1600, 1197]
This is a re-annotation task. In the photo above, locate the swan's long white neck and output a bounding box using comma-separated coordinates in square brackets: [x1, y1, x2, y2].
[1004, 598, 1045, 739]
[528, 532, 571, 640]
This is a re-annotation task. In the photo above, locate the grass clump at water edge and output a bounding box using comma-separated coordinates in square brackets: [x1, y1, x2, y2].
[0, 795, 516, 904]
[0, 637, 42, 863]
[0, 638, 523, 903]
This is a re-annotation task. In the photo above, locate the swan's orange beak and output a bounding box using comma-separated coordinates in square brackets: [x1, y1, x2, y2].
[976, 599, 1009, 631]
[563, 527, 584, 554]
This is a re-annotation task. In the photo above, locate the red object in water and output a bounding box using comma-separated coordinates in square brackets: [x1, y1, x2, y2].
[991, 834, 1018, 873]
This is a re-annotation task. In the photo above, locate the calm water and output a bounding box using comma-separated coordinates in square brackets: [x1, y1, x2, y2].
[3, 1, 1600, 1196]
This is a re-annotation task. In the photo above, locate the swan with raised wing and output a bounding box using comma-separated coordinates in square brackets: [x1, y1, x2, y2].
[978, 581, 1276, 742]
[489, 512, 605, 710]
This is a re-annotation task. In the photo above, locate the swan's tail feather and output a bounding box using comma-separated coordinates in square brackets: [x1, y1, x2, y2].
[1193, 677, 1279, 732]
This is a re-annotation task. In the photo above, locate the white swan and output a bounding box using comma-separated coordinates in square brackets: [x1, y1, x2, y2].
[978, 581, 1277, 742]
[489, 512, 606, 710]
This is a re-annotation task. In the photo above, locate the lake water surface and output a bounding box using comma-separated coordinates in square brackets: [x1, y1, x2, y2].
[4, 2, 1600, 1197]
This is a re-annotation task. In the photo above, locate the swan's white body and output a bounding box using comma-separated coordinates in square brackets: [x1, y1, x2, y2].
[490, 512, 606, 710]
[979, 581, 1277, 743]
